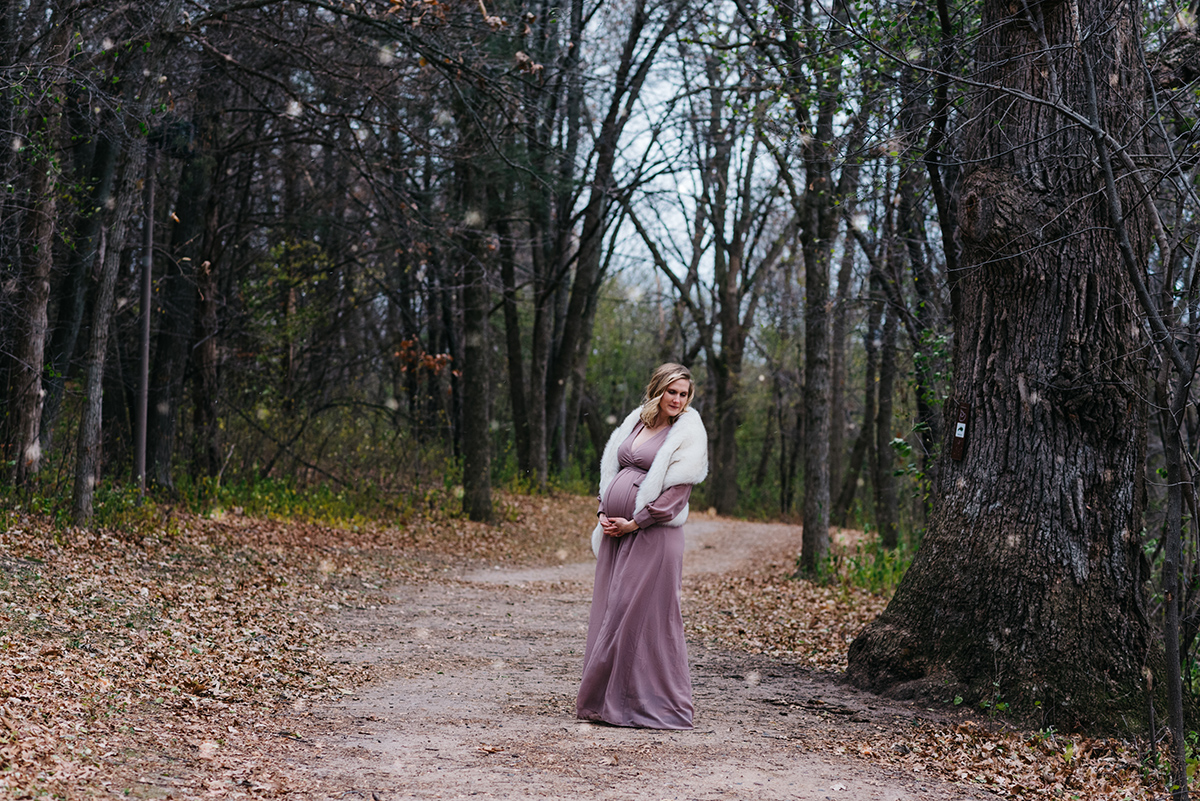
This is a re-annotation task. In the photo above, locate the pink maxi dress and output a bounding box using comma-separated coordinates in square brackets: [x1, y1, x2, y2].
[576, 421, 694, 730]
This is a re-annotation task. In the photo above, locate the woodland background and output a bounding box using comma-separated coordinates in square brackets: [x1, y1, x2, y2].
[9, 0, 1200, 792]
[0, 0, 948, 538]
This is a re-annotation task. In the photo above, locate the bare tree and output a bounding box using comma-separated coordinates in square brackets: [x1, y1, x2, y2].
[625, 15, 798, 513]
[8, 6, 69, 486]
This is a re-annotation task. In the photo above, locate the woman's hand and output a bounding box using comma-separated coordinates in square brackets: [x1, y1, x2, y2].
[600, 515, 638, 537]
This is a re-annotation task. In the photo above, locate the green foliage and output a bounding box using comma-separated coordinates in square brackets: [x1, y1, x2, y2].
[812, 534, 916, 595]
[177, 474, 425, 528]
[731, 371, 787, 519]
[586, 278, 669, 422]
[91, 484, 171, 534]
[546, 465, 594, 498]
[909, 329, 951, 407]
[238, 239, 333, 399]
[978, 680, 1010, 717]
[0, 470, 474, 540]
[0, 481, 166, 538]
[0, 485, 71, 530]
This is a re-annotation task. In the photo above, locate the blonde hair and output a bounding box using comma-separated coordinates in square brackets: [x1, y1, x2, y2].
[639, 363, 695, 427]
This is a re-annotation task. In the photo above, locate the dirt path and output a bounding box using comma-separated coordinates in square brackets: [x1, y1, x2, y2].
[287, 519, 994, 800]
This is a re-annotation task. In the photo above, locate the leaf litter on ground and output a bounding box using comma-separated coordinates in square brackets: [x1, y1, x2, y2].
[681, 527, 1167, 800]
[0, 493, 1173, 798]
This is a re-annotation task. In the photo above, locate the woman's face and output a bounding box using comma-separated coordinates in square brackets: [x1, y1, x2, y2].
[660, 378, 691, 419]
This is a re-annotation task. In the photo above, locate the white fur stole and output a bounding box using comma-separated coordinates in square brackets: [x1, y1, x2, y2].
[591, 406, 708, 556]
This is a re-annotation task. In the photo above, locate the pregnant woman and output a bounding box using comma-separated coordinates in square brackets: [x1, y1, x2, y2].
[576, 362, 708, 730]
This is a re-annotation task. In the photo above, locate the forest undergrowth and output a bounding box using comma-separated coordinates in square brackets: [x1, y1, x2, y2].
[0, 489, 1178, 799]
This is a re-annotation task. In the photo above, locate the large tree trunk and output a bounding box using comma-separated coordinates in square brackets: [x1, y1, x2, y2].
[9, 13, 68, 485]
[75, 141, 146, 521]
[10, 149, 57, 486]
[460, 181, 492, 521]
[798, 246, 831, 572]
[847, 0, 1154, 727]
[41, 129, 120, 452]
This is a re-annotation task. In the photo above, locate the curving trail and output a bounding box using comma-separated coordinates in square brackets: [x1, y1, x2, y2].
[290, 518, 994, 800]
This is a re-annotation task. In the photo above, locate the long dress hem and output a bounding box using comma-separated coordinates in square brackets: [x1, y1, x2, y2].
[576, 422, 694, 731]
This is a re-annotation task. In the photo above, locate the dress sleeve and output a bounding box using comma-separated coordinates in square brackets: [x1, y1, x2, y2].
[632, 483, 692, 529]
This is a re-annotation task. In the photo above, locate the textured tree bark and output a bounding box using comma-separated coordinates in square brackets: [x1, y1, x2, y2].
[192, 256, 220, 479]
[460, 237, 492, 522]
[10, 13, 69, 486]
[847, 0, 1154, 726]
[799, 241, 832, 572]
[10, 156, 56, 486]
[829, 229, 855, 498]
[41, 130, 120, 452]
[75, 141, 145, 522]
[873, 298, 899, 549]
[454, 117, 492, 519]
[778, 0, 847, 573]
[72, 230, 120, 523]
